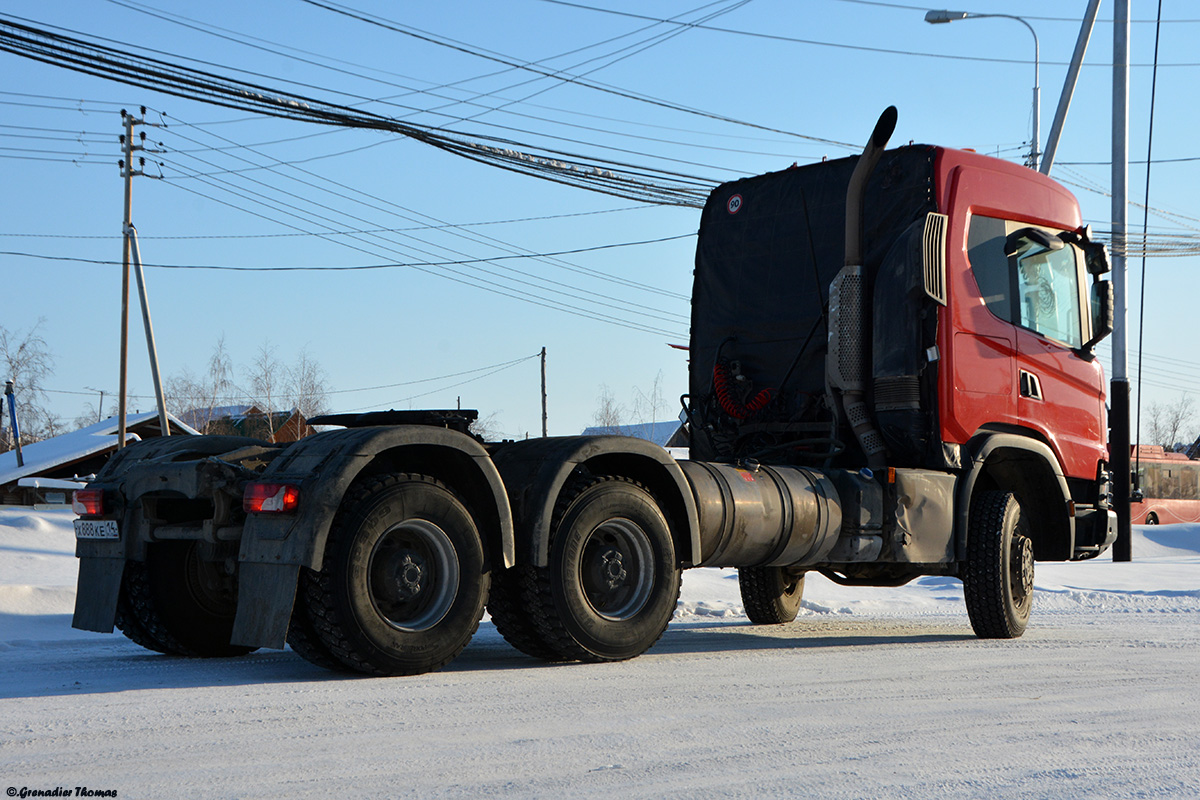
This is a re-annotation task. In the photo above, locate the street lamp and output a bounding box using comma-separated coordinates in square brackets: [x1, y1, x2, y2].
[925, 9, 1040, 171]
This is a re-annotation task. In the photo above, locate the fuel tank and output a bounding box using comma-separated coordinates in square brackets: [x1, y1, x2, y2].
[678, 461, 842, 568]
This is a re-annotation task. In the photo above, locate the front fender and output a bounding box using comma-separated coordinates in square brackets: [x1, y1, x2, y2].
[955, 432, 1074, 562]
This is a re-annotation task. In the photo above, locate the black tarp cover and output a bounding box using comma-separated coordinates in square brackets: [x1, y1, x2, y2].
[688, 145, 937, 462]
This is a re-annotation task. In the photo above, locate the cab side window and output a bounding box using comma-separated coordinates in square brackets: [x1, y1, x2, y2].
[967, 215, 1083, 349]
[966, 215, 1010, 321]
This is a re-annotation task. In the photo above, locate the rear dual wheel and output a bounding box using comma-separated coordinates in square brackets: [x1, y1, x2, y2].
[292, 473, 489, 676]
[527, 477, 681, 663]
[487, 565, 566, 662]
[116, 541, 255, 658]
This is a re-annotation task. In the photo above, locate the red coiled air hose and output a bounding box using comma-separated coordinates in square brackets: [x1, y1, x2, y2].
[713, 361, 774, 419]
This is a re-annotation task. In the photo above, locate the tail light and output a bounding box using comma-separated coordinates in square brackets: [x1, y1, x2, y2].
[73, 488, 105, 517]
[244, 482, 300, 514]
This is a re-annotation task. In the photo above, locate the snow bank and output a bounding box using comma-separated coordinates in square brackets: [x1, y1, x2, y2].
[3, 506, 1197, 647]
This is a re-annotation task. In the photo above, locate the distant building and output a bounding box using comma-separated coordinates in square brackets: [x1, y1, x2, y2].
[0, 411, 198, 506]
[179, 404, 315, 443]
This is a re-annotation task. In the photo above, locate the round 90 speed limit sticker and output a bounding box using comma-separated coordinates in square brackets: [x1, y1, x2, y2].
[726, 193, 743, 215]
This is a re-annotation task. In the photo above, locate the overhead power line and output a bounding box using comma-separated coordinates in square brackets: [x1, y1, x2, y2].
[0, 234, 694, 271]
[0, 14, 714, 207]
[826, 0, 1200, 24]
[154, 116, 693, 304]
[300, 0, 857, 148]
[533, 0, 1200, 66]
[0, 204, 655, 240]
[46, 352, 543, 403]
[97, 0, 818, 167]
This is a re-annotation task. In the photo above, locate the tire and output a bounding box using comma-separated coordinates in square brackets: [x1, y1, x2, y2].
[116, 542, 257, 657]
[287, 595, 350, 672]
[487, 565, 567, 662]
[529, 476, 682, 663]
[299, 473, 489, 676]
[1145, 513, 1159, 525]
[962, 491, 1034, 639]
[114, 560, 172, 654]
[739, 567, 805, 624]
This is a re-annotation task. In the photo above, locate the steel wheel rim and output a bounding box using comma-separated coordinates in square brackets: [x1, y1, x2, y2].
[1010, 533, 1034, 612]
[368, 519, 459, 632]
[579, 517, 655, 621]
[182, 544, 237, 617]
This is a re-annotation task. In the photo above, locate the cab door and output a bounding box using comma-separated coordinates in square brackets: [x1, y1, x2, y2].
[1006, 228, 1106, 480]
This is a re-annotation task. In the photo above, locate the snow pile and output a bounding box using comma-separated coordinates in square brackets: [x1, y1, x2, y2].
[3, 505, 1198, 646]
[675, 523, 1200, 622]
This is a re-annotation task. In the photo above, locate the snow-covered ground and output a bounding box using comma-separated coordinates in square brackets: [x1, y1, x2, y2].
[2, 507, 1198, 798]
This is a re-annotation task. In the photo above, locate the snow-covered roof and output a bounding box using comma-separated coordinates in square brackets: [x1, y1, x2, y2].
[17, 476, 87, 491]
[581, 421, 681, 447]
[0, 411, 199, 487]
[179, 405, 302, 429]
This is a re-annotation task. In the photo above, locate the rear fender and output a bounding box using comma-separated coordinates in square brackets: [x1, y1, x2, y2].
[72, 435, 266, 635]
[232, 425, 514, 649]
[491, 436, 700, 568]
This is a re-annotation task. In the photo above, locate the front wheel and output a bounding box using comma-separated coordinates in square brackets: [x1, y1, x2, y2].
[297, 473, 489, 676]
[530, 477, 681, 662]
[738, 567, 805, 624]
[962, 491, 1033, 639]
[1145, 513, 1159, 525]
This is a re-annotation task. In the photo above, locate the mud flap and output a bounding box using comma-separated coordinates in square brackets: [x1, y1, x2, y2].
[72, 557, 125, 633]
[230, 562, 301, 650]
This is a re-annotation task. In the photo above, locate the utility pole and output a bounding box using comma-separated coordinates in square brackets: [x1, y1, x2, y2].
[118, 107, 169, 447]
[540, 347, 548, 437]
[1040, 0, 1102, 175]
[4, 381, 23, 467]
[118, 111, 134, 449]
[1111, 0, 1132, 561]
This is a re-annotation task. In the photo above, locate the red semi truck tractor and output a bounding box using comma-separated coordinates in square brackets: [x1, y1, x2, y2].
[72, 109, 1117, 676]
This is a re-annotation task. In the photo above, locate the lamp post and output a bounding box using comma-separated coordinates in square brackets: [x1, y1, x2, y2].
[925, 9, 1040, 171]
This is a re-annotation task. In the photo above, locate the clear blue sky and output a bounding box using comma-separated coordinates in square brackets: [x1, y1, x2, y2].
[2, 0, 1197, 439]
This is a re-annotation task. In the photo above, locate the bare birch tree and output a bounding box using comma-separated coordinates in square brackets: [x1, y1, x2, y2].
[0, 320, 59, 448]
[1146, 395, 1197, 451]
[592, 384, 625, 434]
[286, 348, 330, 423]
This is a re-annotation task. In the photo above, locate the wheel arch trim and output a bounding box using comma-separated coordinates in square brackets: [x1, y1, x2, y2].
[491, 436, 701, 568]
[955, 432, 1074, 562]
[231, 426, 514, 650]
[239, 426, 514, 571]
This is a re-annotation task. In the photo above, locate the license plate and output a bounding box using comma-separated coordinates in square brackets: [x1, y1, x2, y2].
[74, 519, 120, 540]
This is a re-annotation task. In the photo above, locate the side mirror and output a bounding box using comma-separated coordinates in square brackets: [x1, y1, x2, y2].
[1081, 279, 1114, 354]
[1084, 241, 1111, 275]
[1004, 227, 1065, 257]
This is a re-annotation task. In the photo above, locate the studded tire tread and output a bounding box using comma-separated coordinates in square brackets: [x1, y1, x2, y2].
[963, 490, 1033, 639]
[527, 475, 681, 663]
[297, 472, 489, 676]
[738, 566, 805, 625]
